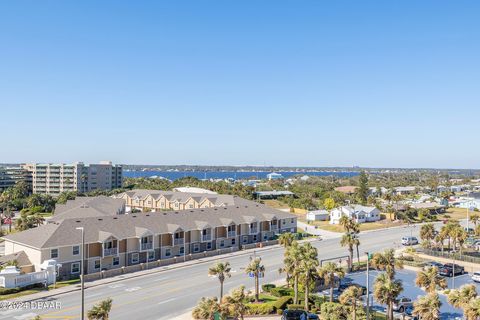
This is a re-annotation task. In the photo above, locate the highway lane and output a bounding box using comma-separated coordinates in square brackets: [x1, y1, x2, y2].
[0, 225, 421, 320]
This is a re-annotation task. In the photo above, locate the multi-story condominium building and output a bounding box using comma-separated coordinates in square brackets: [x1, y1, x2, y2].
[114, 189, 238, 212]
[0, 166, 32, 192]
[2, 199, 297, 278]
[23, 161, 122, 196]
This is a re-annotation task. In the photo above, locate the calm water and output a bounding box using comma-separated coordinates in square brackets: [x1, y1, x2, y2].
[123, 170, 359, 181]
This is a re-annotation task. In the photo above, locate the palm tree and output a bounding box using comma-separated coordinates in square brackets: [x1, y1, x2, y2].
[278, 233, 295, 249]
[318, 262, 345, 302]
[471, 214, 479, 229]
[87, 298, 113, 320]
[281, 242, 302, 303]
[222, 286, 247, 320]
[448, 284, 477, 311]
[464, 298, 480, 320]
[192, 297, 220, 320]
[373, 273, 403, 320]
[340, 232, 356, 272]
[420, 223, 436, 248]
[339, 285, 363, 320]
[371, 249, 403, 280]
[412, 293, 441, 320]
[208, 261, 231, 300]
[245, 257, 265, 302]
[415, 266, 447, 293]
[298, 243, 319, 311]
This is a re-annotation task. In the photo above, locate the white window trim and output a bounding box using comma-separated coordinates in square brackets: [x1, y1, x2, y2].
[193, 243, 200, 252]
[94, 259, 101, 270]
[51, 248, 59, 259]
[148, 251, 155, 261]
[113, 257, 120, 266]
[131, 253, 139, 264]
[72, 246, 80, 256]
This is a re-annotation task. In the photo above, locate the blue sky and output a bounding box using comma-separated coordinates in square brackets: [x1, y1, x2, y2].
[1, 1, 479, 168]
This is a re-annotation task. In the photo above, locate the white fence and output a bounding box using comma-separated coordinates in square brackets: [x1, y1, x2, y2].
[0, 267, 56, 289]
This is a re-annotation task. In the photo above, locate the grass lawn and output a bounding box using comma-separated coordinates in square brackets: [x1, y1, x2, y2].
[0, 287, 46, 301]
[444, 207, 473, 220]
[303, 218, 406, 233]
[262, 200, 290, 209]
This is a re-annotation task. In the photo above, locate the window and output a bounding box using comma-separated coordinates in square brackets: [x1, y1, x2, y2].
[232, 238, 236, 245]
[50, 249, 58, 259]
[71, 262, 80, 274]
[131, 253, 139, 264]
[189, 204, 194, 208]
[193, 243, 200, 252]
[283, 220, 286, 225]
[180, 247, 185, 254]
[220, 240, 225, 248]
[148, 251, 155, 261]
[94, 260, 100, 269]
[113, 257, 120, 266]
[72, 246, 80, 256]
[243, 236, 248, 243]
[165, 249, 171, 257]
[206, 242, 212, 250]
[253, 235, 257, 242]
[291, 218, 294, 223]
[263, 234, 268, 240]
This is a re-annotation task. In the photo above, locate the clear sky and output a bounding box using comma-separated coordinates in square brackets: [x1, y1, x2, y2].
[1, 1, 479, 168]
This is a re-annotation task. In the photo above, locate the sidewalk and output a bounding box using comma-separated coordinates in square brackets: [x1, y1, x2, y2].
[8, 241, 289, 303]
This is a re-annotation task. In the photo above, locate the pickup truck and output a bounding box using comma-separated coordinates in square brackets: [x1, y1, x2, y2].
[439, 263, 465, 277]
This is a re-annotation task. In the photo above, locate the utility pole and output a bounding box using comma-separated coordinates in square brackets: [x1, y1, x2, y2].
[76, 227, 85, 320]
[365, 251, 370, 320]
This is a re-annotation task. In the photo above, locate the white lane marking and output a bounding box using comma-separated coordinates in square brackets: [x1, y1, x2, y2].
[87, 292, 103, 298]
[153, 276, 169, 282]
[158, 298, 176, 305]
[125, 286, 142, 292]
[14, 313, 37, 320]
[109, 283, 126, 289]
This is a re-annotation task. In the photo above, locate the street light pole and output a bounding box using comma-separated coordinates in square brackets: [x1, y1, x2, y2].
[76, 227, 85, 320]
[365, 251, 370, 320]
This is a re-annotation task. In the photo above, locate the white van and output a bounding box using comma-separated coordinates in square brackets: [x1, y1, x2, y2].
[401, 236, 418, 246]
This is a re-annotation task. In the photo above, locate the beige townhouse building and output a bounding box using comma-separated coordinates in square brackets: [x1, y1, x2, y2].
[114, 189, 238, 212]
[2, 201, 297, 279]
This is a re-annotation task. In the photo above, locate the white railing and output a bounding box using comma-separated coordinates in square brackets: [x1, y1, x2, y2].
[202, 234, 212, 242]
[141, 242, 153, 251]
[174, 238, 184, 245]
[103, 247, 118, 256]
[228, 231, 236, 238]
[0, 269, 55, 289]
[249, 228, 258, 234]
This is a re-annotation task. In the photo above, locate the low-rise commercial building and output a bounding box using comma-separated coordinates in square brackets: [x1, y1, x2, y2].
[2, 201, 297, 278]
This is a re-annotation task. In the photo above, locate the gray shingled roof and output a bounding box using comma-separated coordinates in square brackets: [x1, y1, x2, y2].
[51, 196, 125, 223]
[3, 203, 295, 249]
[0, 251, 32, 267]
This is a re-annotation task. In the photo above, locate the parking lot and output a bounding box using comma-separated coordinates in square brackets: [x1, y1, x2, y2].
[343, 268, 480, 319]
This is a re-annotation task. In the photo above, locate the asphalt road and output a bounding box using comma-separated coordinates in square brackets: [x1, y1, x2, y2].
[0, 224, 425, 320]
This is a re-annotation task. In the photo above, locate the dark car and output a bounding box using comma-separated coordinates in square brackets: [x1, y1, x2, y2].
[282, 310, 308, 320]
[308, 313, 319, 320]
[405, 305, 419, 320]
[439, 263, 465, 277]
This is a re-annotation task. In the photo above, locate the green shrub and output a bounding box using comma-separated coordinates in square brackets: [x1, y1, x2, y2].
[262, 284, 276, 293]
[286, 304, 305, 310]
[270, 287, 294, 297]
[0, 287, 21, 295]
[272, 296, 293, 311]
[246, 303, 275, 315]
[321, 302, 346, 320]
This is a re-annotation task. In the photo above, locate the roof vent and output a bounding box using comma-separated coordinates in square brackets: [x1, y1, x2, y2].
[236, 206, 239, 208]
[175, 211, 179, 214]
[245, 206, 248, 208]
[163, 212, 167, 216]
[75, 220, 81, 223]
[201, 209, 204, 212]
[190, 210, 194, 213]
[146, 214, 150, 217]
[113, 217, 118, 219]
[224, 207, 227, 210]
[132, 215, 137, 218]
[98, 218, 103, 221]
[214, 208, 217, 210]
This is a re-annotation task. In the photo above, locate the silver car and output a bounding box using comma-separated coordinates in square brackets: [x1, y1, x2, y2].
[393, 296, 413, 313]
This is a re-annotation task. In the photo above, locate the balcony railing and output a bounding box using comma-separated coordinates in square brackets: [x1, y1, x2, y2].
[202, 234, 212, 242]
[141, 242, 153, 251]
[103, 247, 118, 257]
[249, 228, 258, 234]
[228, 231, 236, 238]
[174, 238, 184, 245]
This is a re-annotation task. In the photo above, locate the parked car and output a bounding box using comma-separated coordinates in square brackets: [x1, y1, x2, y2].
[439, 263, 465, 277]
[307, 313, 319, 320]
[392, 296, 413, 313]
[282, 310, 308, 320]
[472, 271, 480, 283]
[338, 283, 368, 295]
[401, 236, 419, 246]
[423, 261, 444, 270]
[405, 305, 419, 320]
